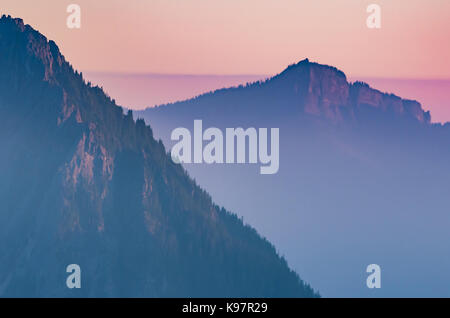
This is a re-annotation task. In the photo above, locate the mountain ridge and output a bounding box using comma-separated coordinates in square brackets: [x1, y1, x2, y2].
[0, 14, 317, 297]
[144, 57, 431, 125]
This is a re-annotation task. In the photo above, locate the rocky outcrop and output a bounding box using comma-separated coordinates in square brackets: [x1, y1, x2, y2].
[350, 81, 430, 123]
[273, 59, 431, 124]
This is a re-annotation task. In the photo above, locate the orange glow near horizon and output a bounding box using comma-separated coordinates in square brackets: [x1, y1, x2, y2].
[1, 0, 450, 79]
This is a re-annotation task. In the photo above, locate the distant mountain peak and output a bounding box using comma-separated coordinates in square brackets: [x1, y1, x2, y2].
[252, 58, 430, 124]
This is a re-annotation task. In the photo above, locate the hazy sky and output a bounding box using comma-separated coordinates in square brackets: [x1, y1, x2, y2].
[2, 0, 450, 78]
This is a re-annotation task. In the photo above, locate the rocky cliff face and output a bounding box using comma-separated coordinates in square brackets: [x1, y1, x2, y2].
[0, 15, 317, 297]
[350, 81, 430, 123]
[272, 59, 431, 124]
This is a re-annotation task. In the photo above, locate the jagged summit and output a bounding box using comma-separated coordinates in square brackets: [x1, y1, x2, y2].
[280, 58, 347, 80]
[1, 14, 26, 29]
[0, 15, 63, 77]
[0, 15, 89, 89]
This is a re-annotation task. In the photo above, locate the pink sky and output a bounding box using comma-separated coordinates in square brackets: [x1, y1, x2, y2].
[2, 0, 450, 78]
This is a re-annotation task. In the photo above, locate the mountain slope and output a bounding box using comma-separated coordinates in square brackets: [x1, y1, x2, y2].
[137, 60, 450, 297]
[0, 15, 317, 297]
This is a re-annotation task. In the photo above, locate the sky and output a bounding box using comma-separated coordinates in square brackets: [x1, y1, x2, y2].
[2, 0, 450, 78]
[2, 0, 450, 121]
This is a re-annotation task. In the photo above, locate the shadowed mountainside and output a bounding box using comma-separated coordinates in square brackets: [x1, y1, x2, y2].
[0, 15, 317, 297]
